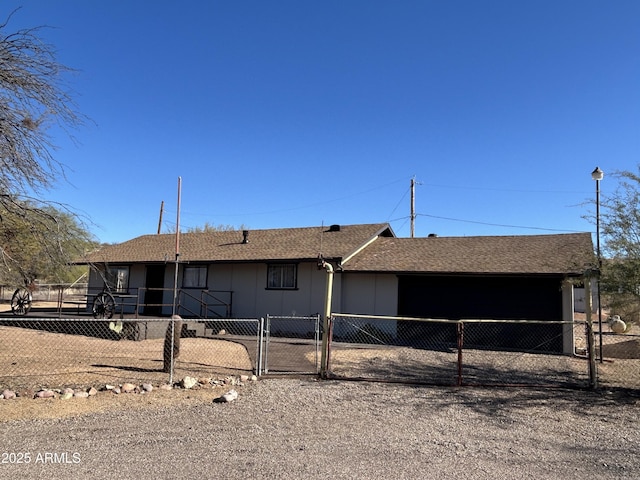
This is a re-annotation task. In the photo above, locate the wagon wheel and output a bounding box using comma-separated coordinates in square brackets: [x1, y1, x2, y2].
[11, 288, 32, 316]
[121, 321, 140, 341]
[92, 292, 116, 319]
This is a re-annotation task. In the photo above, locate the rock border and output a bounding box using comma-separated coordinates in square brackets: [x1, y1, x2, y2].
[0, 374, 257, 403]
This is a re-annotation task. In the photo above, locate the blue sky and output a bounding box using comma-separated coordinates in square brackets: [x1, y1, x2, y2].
[8, 1, 640, 244]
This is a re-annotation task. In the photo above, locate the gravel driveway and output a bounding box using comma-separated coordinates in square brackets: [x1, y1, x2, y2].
[1, 378, 638, 479]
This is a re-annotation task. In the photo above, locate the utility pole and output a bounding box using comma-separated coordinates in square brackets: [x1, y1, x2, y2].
[157, 200, 164, 234]
[410, 177, 416, 238]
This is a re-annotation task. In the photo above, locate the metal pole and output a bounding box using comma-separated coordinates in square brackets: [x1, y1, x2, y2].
[585, 273, 598, 388]
[595, 174, 603, 363]
[456, 322, 464, 386]
[410, 177, 416, 238]
[170, 177, 182, 384]
[172, 178, 181, 317]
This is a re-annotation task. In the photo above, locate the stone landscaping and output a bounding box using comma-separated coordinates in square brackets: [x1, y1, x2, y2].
[0, 374, 256, 403]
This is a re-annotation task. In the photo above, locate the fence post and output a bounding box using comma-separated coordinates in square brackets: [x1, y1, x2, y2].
[258, 316, 266, 375]
[457, 321, 464, 386]
[585, 273, 598, 389]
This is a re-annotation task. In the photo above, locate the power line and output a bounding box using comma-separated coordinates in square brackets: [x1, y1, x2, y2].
[414, 213, 588, 233]
[421, 182, 590, 195]
[167, 177, 409, 219]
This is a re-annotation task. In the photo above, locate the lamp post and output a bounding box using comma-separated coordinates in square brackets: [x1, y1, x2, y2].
[591, 166, 604, 363]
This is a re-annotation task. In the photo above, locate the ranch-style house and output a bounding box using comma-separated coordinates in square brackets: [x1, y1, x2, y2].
[82, 222, 595, 354]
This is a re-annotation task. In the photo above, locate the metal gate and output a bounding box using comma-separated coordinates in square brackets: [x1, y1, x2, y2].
[262, 314, 321, 374]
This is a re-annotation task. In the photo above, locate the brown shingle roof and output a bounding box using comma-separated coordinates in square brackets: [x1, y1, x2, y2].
[83, 223, 393, 264]
[342, 233, 595, 275]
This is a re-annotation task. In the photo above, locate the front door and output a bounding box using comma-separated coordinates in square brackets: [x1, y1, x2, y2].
[144, 265, 165, 315]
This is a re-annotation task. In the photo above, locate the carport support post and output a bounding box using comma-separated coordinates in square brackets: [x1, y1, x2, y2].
[585, 272, 598, 389]
[320, 261, 334, 378]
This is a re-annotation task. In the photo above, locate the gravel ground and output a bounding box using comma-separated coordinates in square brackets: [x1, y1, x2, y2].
[1, 378, 639, 479]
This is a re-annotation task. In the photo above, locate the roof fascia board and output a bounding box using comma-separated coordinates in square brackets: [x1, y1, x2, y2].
[340, 225, 394, 266]
[342, 236, 381, 266]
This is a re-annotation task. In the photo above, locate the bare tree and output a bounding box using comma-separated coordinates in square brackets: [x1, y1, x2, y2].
[0, 8, 90, 285]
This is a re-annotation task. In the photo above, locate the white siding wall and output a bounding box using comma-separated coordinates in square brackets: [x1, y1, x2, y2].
[87, 261, 345, 319]
[208, 262, 332, 318]
[341, 273, 397, 316]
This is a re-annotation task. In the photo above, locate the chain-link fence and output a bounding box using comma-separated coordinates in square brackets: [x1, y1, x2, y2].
[1, 311, 637, 392]
[325, 314, 637, 389]
[596, 324, 640, 390]
[0, 318, 260, 392]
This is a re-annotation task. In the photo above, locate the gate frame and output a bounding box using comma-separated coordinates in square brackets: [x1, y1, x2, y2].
[262, 314, 321, 375]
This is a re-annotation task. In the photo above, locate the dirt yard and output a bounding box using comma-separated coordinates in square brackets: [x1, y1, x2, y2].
[0, 378, 638, 479]
[0, 311, 639, 478]
[0, 324, 254, 391]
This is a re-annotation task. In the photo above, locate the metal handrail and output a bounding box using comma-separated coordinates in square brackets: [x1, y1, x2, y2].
[29, 285, 233, 320]
[200, 289, 233, 318]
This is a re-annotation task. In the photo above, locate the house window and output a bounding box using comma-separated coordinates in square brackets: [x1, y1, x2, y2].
[106, 266, 129, 293]
[183, 265, 207, 288]
[267, 264, 297, 289]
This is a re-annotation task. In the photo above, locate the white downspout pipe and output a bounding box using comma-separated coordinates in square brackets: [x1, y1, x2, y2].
[320, 260, 334, 377]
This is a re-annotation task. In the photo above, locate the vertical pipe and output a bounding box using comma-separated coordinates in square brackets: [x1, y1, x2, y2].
[320, 261, 334, 377]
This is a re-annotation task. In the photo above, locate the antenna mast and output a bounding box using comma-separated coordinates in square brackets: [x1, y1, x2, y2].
[172, 178, 182, 317]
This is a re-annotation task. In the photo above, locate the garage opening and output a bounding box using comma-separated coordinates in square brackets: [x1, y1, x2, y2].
[397, 275, 564, 352]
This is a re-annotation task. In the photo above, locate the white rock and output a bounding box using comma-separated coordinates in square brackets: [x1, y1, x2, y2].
[60, 392, 73, 400]
[142, 383, 153, 392]
[2, 390, 16, 400]
[74, 391, 89, 398]
[219, 389, 238, 403]
[181, 376, 198, 389]
[87, 387, 98, 396]
[36, 390, 55, 399]
[250, 375, 258, 382]
[121, 383, 137, 393]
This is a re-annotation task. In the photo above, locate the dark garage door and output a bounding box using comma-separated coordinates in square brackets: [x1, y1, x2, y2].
[397, 275, 564, 352]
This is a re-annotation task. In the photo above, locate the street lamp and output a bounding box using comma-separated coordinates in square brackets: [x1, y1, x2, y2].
[591, 166, 604, 362]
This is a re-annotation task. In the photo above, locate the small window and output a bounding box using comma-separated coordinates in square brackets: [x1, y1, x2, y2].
[106, 266, 129, 293]
[267, 264, 297, 289]
[183, 265, 207, 288]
